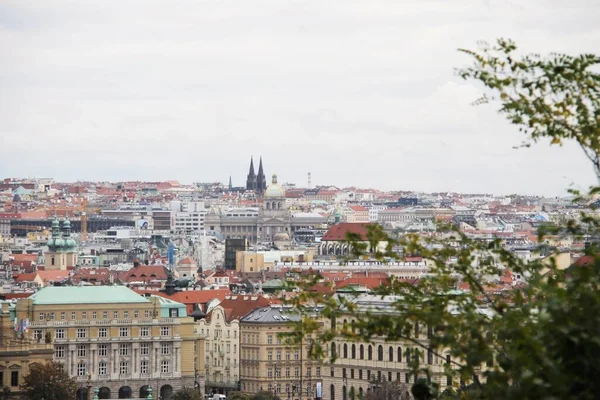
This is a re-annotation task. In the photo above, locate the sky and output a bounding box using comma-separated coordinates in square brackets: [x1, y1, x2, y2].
[1, 0, 599, 196]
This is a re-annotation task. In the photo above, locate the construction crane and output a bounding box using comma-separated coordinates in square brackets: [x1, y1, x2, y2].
[81, 197, 88, 242]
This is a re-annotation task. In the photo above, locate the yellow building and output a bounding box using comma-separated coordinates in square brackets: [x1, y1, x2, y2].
[239, 305, 323, 400]
[323, 294, 455, 400]
[236, 251, 315, 273]
[0, 300, 54, 399]
[14, 286, 204, 400]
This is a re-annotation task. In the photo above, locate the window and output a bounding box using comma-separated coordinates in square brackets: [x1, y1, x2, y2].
[286, 367, 290, 377]
[368, 345, 373, 360]
[294, 351, 299, 360]
[34, 330, 43, 341]
[10, 371, 18, 387]
[119, 327, 129, 337]
[82, 312, 87, 320]
[60, 312, 66, 320]
[98, 328, 107, 338]
[103, 311, 108, 319]
[350, 369, 354, 379]
[307, 367, 312, 377]
[114, 311, 119, 319]
[77, 345, 87, 357]
[71, 312, 76, 320]
[98, 344, 108, 357]
[134, 311, 139, 318]
[360, 345, 364, 360]
[140, 343, 150, 356]
[49, 312, 55, 320]
[169, 308, 178, 317]
[316, 366, 321, 377]
[38, 313, 45, 321]
[77, 363, 86, 376]
[295, 367, 300, 377]
[76, 328, 87, 338]
[144, 310, 150, 318]
[378, 345, 383, 361]
[92, 312, 97, 319]
[140, 327, 149, 337]
[397, 347, 402, 362]
[99, 361, 107, 376]
[352, 344, 356, 359]
[161, 342, 171, 355]
[140, 360, 149, 374]
[267, 335, 273, 344]
[161, 360, 170, 373]
[389, 346, 394, 362]
[124, 311, 129, 318]
[119, 361, 129, 375]
[119, 343, 130, 356]
[267, 351, 272, 361]
[359, 370, 363, 380]
[55, 345, 65, 358]
[276, 350, 281, 360]
[160, 326, 170, 336]
[267, 368, 273, 378]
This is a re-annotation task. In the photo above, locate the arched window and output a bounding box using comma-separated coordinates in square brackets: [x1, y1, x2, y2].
[330, 384, 336, 400]
[359, 345, 364, 360]
[388, 346, 394, 362]
[406, 348, 411, 363]
[397, 347, 402, 362]
[343, 344, 348, 358]
[368, 345, 373, 360]
[351, 344, 356, 359]
[377, 345, 383, 361]
[414, 323, 419, 337]
[343, 386, 347, 400]
[331, 342, 337, 358]
[349, 387, 356, 400]
[358, 388, 363, 400]
[118, 386, 132, 399]
[351, 320, 356, 333]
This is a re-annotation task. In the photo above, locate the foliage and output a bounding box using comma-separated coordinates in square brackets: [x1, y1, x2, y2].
[229, 391, 252, 400]
[172, 388, 204, 400]
[289, 41, 600, 400]
[21, 361, 77, 400]
[457, 38, 600, 180]
[363, 379, 411, 400]
[251, 391, 282, 400]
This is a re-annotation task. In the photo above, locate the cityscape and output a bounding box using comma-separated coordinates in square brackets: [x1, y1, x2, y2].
[0, 155, 593, 399]
[2, 0, 599, 399]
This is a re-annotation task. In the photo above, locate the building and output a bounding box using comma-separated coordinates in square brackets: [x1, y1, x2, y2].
[197, 295, 272, 396]
[15, 286, 204, 400]
[171, 201, 207, 234]
[224, 239, 248, 270]
[0, 300, 54, 399]
[206, 174, 301, 244]
[44, 217, 78, 270]
[323, 294, 453, 400]
[246, 157, 267, 195]
[318, 223, 387, 256]
[239, 305, 323, 400]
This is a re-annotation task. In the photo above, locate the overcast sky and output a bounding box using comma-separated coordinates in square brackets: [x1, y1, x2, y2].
[1, 0, 599, 196]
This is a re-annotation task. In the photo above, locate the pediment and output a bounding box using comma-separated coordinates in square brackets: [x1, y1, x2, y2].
[8, 364, 21, 369]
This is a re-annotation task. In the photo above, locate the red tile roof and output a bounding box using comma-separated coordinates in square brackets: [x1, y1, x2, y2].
[136, 289, 231, 315]
[322, 223, 373, 241]
[14, 273, 37, 283]
[13, 254, 37, 263]
[211, 295, 272, 322]
[121, 265, 170, 282]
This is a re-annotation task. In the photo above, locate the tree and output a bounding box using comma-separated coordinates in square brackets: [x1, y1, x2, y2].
[364, 378, 411, 400]
[172, 388, 203, 400]
[229, 391, 252, 400]
[251, 391, 282, 400]
[21, 361, 77, 400]
[291, 41, 600, 400]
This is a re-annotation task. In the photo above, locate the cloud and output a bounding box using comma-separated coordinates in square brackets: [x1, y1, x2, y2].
[0, 0, 598, 195]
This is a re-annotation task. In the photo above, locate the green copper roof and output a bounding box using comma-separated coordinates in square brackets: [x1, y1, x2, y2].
[149, 295, 187, 318]
[30, 286, 150, 305]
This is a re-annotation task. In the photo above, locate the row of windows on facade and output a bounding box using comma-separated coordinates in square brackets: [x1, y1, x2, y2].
[55, 342, 172, 358]
[200, 328, 237, 339]
[0, 371, 20, 388]
[34, 326, 171, 340]
[207, 373, 238, 382]
[265, 366, 321, 378]
[240, 382, 316, 395]
[334, 343, 436, 365]
[242, 333, 306, 345]
[333, 367, 451, 387]
[206, 342, 237, 353]
[38, 310, 160, 321]
[241, 348, 306, 362]
[60, 359, 172, 376]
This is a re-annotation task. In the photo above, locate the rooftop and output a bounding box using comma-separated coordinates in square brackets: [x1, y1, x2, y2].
[30, 286, 150, 305]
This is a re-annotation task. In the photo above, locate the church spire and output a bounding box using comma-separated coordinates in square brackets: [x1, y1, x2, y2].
[228, 175, 232, 191]
[246, 156, 257, 191]
[257, 156, 267, 194]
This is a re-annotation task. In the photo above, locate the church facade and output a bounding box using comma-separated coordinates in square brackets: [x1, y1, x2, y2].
[245, 156, 267, 195]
